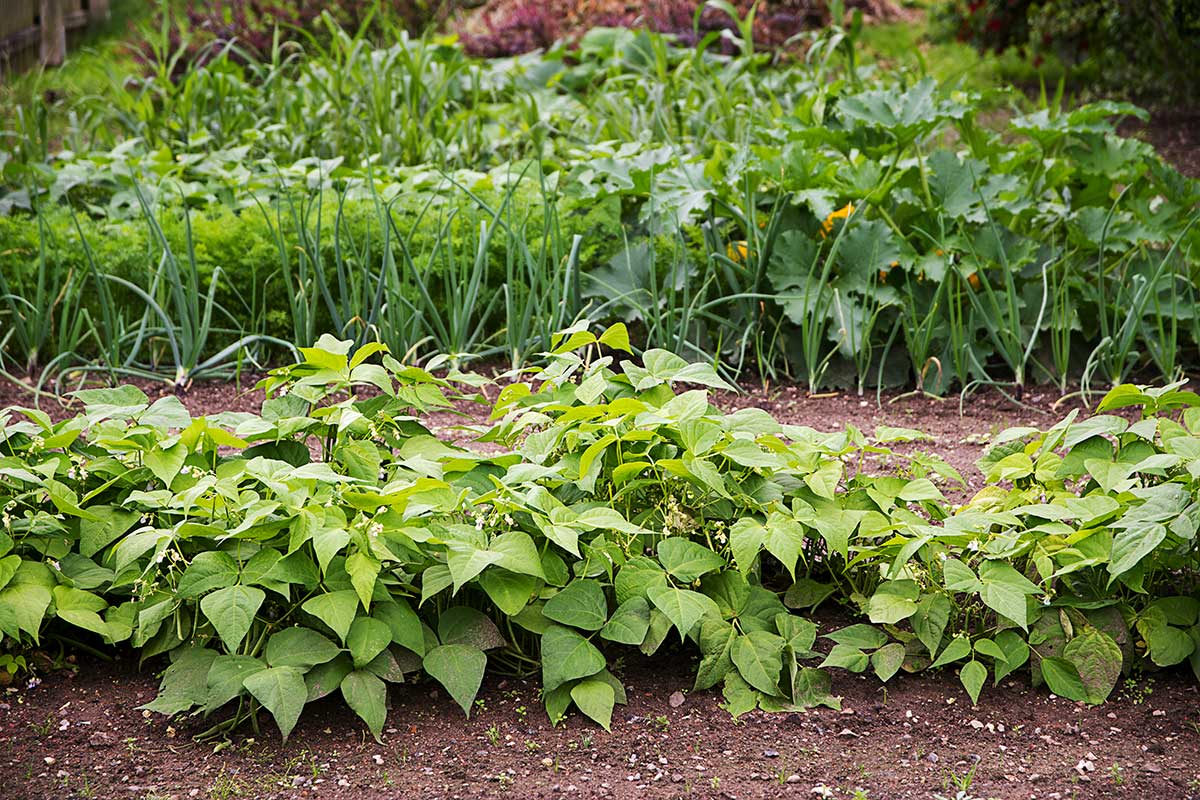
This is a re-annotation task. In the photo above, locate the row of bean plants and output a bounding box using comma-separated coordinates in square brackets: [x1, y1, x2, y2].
[0, 325, 1197, 738]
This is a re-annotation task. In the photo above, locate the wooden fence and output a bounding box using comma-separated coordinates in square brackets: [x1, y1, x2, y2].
[0, 0, 111, 77]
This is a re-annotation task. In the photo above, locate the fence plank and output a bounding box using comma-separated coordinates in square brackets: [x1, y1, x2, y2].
[0, 0, 37, 42]
[40, 0, 67, 67]
[1, 0, 108, 75]
[86, 0, 110, 24]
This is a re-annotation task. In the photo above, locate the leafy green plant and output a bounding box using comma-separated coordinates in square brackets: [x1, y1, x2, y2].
[3, 323, 1197, 742]
[98, 185, 296, 389]
[0, 195, 90, 378]
[941, 0, 1200, 102]
[3, 19, 1198, 392]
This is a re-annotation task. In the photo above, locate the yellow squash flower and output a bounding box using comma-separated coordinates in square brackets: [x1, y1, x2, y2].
[820, 202, 854, 237]
[727, 241, 749, 263]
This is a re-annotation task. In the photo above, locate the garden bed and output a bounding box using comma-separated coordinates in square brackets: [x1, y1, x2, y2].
[0, 373, 1089, 493]
[3, 379, 1197, 800]
[5, 643, 1199, 800]
[2, 5, 1199, 797]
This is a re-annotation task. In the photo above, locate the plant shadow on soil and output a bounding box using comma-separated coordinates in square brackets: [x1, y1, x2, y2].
[2, 380, 1199, 799]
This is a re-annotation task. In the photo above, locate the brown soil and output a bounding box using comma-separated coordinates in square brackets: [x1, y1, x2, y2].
[6, 377, 1197, 799]
[3, 650, 1199, 800]
[0, 373, 1086, 495]
[1121, 109, 1200, 179]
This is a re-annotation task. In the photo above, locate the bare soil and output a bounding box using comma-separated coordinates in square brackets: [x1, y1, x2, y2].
[3, 650, 1199, 800]
[0, 373, 1088, 494]
[4, 378, 1199, 799]
[1121, 109, 1200, 179]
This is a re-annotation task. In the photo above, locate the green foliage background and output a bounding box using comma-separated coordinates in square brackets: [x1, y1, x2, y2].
[940, 0, 1200, 102]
